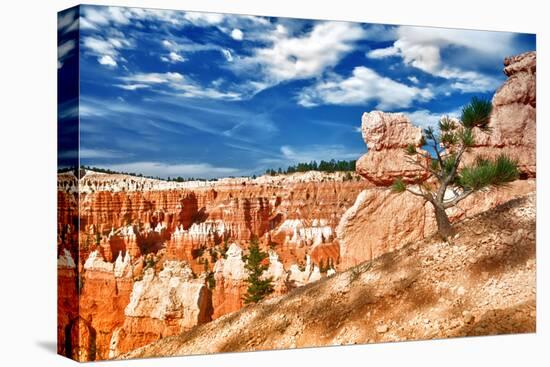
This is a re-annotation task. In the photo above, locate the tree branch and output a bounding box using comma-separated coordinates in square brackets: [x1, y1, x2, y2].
[431, 138, 444, 171]
[437, 143, 467, 202]
[442, 188, 474, 209]
[404, 154, 441, 180]
[447, 144, 467, 184]
[405, 187, 434, 203]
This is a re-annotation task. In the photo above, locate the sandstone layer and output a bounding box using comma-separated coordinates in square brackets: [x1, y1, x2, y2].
[57, 171, 367, 360]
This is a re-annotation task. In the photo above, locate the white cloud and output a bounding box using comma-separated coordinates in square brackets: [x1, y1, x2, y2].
[169, 51, 185, 62]
[361, 24, 398, 42]
[159, 39, 187, 63]
[58, 8, 79, 34]
[80, 148, 130, 159]
[233, 21, 366, 88]
[231, 28, 243, 40]
[98, 55, 117, 67]
[117, 72, 242, 100]
[368, 46, 399, 58]
[83, 37, 115, 55]
[114, 83, 150, 90]
[401, 109, 460, 129]
[366, 26, 515, 93]
[57, 39, 75, 69]
[407, 76, 419, 84]
[100, 161, 240, 179]
[82, 6, 111, 26]
[80, 6, 184, 29]
[297, 66, 433, 109]
[183, 12, 225, 26]
[447, 71, 501, 93]
[221, 49, 233, 62]
[120, 72, 184, 84]
[82, 36, 132, 67]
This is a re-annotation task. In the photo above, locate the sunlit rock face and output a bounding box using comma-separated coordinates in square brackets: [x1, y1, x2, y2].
[337, 180, 534, 269]
[212, 243, 248, 319]
[108, 261, 212, 358]
[356, 111, 430, 186]
[467, 51, 536, 177]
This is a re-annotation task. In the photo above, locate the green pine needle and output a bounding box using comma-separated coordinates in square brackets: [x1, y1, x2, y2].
[392, 178, 407, 193]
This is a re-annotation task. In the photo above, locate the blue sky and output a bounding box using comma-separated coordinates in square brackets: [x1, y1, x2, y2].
[58, 5, 535, 178]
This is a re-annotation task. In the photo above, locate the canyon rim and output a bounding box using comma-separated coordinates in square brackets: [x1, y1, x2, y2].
[58, 5, 536, 362]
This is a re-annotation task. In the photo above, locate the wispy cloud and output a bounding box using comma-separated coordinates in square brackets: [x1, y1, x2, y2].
[366, 26, 514, 93]
[116, 71, 243, 100]
[80, 148, 132, 159]
[58, 7, 79, 35]
[100, 161, 240, 179]
[57, 8, 78, 71]
[58, 39, 76, 69]
[80, 95, 278, 143]
[280, 145, 361, 162]
[297, 66, 433, 109]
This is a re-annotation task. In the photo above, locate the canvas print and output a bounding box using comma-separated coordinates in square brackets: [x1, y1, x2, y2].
[57, 5, 536, 362]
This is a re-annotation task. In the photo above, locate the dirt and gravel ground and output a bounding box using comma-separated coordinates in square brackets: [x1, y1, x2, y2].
[125, 193, 536, 359]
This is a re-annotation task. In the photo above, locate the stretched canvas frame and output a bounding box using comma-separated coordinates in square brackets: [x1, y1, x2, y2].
[58, 4, 536, 362]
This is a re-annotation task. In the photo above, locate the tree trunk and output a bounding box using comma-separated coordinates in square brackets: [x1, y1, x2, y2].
[433, 204, 454, 239]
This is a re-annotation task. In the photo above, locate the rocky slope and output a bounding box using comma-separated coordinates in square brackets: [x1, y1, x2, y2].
[125, 193, 535, 358]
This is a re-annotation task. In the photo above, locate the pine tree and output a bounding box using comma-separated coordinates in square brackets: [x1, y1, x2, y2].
[242, 238, 273, 304]
[392, 97, 519, 238]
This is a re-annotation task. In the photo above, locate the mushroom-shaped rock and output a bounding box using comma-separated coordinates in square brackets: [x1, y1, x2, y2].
[356, 111, 429, 186]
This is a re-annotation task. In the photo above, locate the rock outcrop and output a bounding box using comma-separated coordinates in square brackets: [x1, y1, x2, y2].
[288, 255, 321, 287]
[468, 51, 536, 176]
[78, 250, 135, 361]
[337, 180, 535, 269]
[212, 243, 248, 319]
[344, 51, 537, 269]
[356, 111, 430, 186]
[263, 250, 289, 295]
[108, 261, 212, 358]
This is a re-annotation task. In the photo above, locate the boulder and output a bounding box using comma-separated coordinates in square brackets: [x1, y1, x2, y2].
[356, 111, 430, 185]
